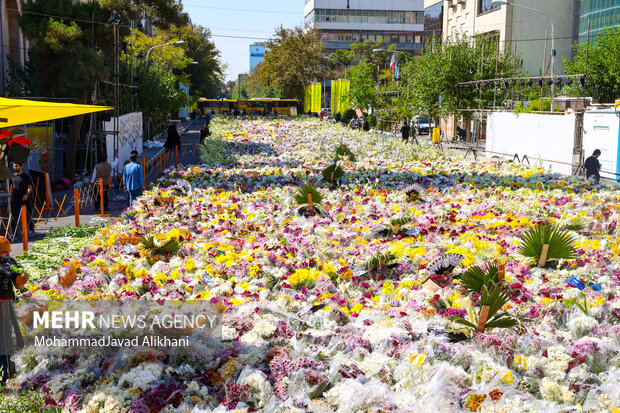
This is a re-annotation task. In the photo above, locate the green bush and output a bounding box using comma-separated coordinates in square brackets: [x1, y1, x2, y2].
[342, 109, 357, 124]
[367, 114, 377, 127]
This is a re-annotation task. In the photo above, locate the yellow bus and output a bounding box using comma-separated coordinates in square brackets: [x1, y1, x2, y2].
[198, 98, 299, 116]
[197, 98, 236, 114]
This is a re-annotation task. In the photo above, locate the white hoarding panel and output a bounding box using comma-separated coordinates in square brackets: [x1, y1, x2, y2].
[486, 113, 575, 175]
[105, 112, 143, 174]
[582, 111, 620, 181]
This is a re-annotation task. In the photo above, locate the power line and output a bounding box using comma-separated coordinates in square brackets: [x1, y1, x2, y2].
[181, 4, 300, 15]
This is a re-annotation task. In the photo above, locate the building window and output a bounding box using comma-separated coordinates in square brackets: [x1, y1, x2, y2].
[478, 0, 500, 15]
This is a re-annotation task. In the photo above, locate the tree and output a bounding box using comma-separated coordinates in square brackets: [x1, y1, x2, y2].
[15, 0, 190, 180]
[169, 24, 223, 99]
[349, 59, 377, 111]
[123, 28, 193, 136]
[564, 27, 620, 103]
[406, 36, 522, 123]
[252, 26, 325, 101]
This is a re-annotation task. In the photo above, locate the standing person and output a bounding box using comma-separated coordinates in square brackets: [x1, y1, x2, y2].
[110, 151, 120, 188]
[584, 149, 602, 183]
[400, 120, 411, 142]
[0, 236, 27, 385]
[200, 123, 211, 145]
[91, 155, 112, 212]
[9, 162, 34, 237]
[205, 111, 212, 127]
[123, 150, 144, 205]
[363, 119, 370, 131]
[164, 124, 181, 150]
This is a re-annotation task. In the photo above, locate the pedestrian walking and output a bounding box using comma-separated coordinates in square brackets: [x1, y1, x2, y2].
[400, 120, 411, 142]
[0, 236, 27, 384]
[123, 150, 144, 205]
[584, 149, 602, 183]
[205, 112, 211, 127]
[91, 155, 112, 211]
[9, 162, 34, 237]
[200, 123, 211, 145]
[164, 124, 181, 150]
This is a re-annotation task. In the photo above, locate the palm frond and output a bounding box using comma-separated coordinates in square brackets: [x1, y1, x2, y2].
[480, 284, 512, 320]
[362, 251, 398, 271]
[561, 218, 586, 232]
[322, 163, 344, 183]
[335, 144, 356, 162]
[364, 225, 389, 240]
[458, 264, 499, 294]
[390, 216, 413, 228]
[403, 183, 426, 201]
[427, 253, 463, 275]
[293, 184, 323, 206]
[518, 224, 576, 265]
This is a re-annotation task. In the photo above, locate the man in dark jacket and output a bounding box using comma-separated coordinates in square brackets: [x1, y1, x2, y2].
[400, 120, 411, 142]
[584, 149, 602, 183]
[10, 162, 34, 237]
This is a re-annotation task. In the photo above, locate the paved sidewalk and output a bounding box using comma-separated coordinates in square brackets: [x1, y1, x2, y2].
[9, 118, 204, 256]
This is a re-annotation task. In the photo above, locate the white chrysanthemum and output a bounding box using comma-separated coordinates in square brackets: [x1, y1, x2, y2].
[567, 314, 599, 337]
[117, 362, 163, 390]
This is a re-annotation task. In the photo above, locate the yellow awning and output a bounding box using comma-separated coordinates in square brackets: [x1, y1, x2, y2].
[0, 97, 113, 128]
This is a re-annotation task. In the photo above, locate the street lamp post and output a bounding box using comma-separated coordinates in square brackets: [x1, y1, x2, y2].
[146, 40, 185, 60]
[372, 48, 411, 106]
[491, 0, 556, 112]
[325, 56, 347, 79]
[144, 40, 185, 138]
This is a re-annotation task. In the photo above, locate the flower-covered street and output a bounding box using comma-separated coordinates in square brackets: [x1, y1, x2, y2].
[10, 118, 620, 412]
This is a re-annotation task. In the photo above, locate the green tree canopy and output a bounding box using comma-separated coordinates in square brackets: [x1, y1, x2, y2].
[406, 36, 522, 121]
[349, 59, 378, 111]
[564, 27, 620, 103]
[252, 26, 325, 101]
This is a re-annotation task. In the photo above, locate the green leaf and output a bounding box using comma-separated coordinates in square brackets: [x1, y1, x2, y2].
[322, 163, 344, 183]
[293, 184, 323, 206]
[458, 264, 499, 294]
[335, 144, 356, 162]
[447, 316, 476, 329]
[518, 224, 576, 265]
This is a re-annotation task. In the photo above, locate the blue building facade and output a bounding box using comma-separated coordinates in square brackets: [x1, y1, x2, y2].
[249, 44, 266, 74]
[579, 0, 620, 42]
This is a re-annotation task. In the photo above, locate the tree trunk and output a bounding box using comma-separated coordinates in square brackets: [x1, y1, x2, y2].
[65, 96, 87, 182]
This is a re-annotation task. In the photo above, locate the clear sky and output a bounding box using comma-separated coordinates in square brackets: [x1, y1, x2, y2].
[181, 2, 304, 82]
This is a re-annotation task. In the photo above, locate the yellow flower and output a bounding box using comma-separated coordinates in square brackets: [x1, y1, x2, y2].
[351, 303, 363, 314]
[381, 280, 395, 296]
[409, 352, 426, 366]
[230, 298, 245, 306]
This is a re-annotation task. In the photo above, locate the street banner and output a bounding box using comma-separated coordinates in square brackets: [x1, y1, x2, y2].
[339, 80, 350, 115]
[330, 80, 350, 117]
[304, 86, 311, 113]
[311, 83, 321, 113]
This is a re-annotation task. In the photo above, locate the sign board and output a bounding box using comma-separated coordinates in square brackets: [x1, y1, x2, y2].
[105, 112, 143, 173]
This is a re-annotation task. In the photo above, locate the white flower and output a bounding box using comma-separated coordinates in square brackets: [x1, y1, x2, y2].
[567, 314, 599, 337]
[118, 362, 163, 390]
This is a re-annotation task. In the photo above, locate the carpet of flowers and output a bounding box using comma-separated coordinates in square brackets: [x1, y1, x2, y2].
[7, 118, 620, 412]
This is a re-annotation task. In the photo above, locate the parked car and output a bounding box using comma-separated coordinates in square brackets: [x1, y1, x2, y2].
[416, 119, 430, 135]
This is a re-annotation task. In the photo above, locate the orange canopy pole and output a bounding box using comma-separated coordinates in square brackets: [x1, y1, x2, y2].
[99, 178, 104, 215]
[74, 188, 80, 227]
[21, 205, 28, 251]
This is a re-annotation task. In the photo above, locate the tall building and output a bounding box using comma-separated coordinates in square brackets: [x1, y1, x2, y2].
[579, 0, 620, 43]
[249, 43, 266, 74]
[424, 0, 444, 35]
[0, 0, 29, 97]
[443, 0, 580, 76]
[304, 0, 426, 55]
